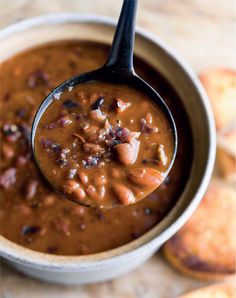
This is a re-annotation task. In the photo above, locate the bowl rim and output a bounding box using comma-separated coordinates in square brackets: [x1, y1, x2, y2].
[0, 13, 216, 271]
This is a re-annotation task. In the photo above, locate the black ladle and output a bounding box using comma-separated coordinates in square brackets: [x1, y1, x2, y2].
[31, 0, 178, 207]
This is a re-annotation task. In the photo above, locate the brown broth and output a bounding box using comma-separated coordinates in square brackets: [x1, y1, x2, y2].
[34, 81, 174, 208]
[0, 41, 192, 255]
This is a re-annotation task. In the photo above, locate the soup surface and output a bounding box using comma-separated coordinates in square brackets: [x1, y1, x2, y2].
[35, 80, 174, 208]
[0, 41, 192, 255]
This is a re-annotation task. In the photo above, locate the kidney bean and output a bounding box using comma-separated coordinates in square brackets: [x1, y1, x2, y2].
[157, 144, 167, 166]
[140, 118, 158, 134]
[72, 205, 85, 216]
[39, 227, 47, 236]
[0, 167, 16, 189]
[87, 134, 99, 142]
[128, 167, 163, 188]
[74, 187, 86, 202]
[25, 180, 38, 199]
[118, 130, 140, 143]
[1, 143, 14, 160]
[81, 124, 99, 137]
[109, 168, 121, 179]
[16, 155, 29, 167]
[98, 185, 106, 199]
[85, 185, 100, 201]
[94, 175, 107, 186]
[13, 66, 21, 76]
[112, 184, 135, 205]
[52, 217, 70, 236]
[89, 108, 106, 122]
[114, 139, 140, 165]
[79, 223, 86, 230]
[63, 179, 86, 201]
[145, 113, 153, 124]
[43, 194, 56, 207]
[15, 204, 32, 216]
[78, 171, 89, 185]
[77, 243, 89, 255]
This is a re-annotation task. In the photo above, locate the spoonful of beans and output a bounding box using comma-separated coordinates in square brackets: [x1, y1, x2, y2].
[31, 0, 177, 209]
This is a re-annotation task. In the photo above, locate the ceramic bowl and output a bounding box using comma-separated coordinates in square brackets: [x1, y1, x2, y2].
[0, 13, 216, 285]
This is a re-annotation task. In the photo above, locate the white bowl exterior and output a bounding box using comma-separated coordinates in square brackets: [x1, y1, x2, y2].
[0, 13, 216, 284]
[5, 247, 156, 285]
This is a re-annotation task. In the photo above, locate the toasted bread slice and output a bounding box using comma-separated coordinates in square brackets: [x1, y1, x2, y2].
[218, 125, 236, 155]
[179, 283, 236, 298]
[216, 147, 235, 182]
[163, 180, 236, 280]
[199, 68, 236, 130]
[216, 125, 236, 181]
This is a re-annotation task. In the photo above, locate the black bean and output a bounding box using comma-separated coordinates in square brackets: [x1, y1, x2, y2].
[40, 138, 61, 153]
[91, 96, 104, 110]
[56, 158, 68, 167]
[47, 246, 58, 254]
[19, 123, 31, 143]
[21, 225, 40, 236]
[51, 143, 62, 153]
[97, 212, 105, 221]
[62, 100, 79, 109]
[130, 231, 140, 239]
[16, 108, 27, 118]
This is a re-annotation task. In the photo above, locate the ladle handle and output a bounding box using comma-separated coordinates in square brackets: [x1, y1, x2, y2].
[105, 0, 138, 73]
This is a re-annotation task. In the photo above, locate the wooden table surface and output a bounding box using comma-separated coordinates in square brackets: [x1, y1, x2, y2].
[0, 0, 235, 297]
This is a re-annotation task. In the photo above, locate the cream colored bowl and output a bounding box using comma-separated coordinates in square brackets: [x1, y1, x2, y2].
[0, 13, 216, 285]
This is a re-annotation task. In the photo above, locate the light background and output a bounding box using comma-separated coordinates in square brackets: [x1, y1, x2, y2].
[0, 0, 235, 297]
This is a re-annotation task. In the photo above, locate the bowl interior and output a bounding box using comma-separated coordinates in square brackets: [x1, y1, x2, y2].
[0, 14, 215, 266]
